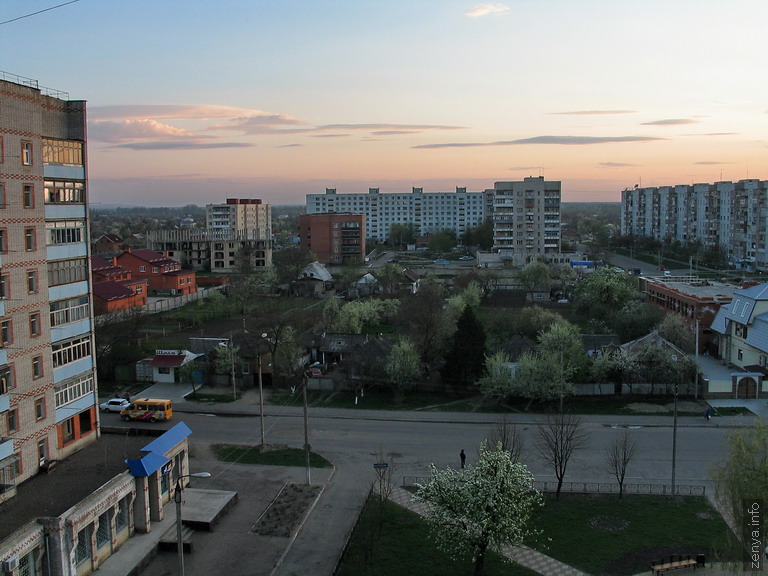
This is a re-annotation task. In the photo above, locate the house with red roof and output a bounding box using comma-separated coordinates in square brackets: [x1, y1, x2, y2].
[91, 255, 148, 315]
[116, 248, 197, 296]
[93, 233, 125, 256]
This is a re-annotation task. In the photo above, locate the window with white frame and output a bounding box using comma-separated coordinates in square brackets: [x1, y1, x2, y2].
[50, 296, 89, 327]
[47, 258, 88, 286]
[23, 184, 34, 208]
[45, 220, 84, 245]
[52, 336, 92, 368]
[21, 141, 33, 166]
[44, 180, 85, 204]
[55, 374, 94, 407]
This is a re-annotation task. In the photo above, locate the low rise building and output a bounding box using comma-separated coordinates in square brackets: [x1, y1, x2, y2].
[116, 249, 197, 296]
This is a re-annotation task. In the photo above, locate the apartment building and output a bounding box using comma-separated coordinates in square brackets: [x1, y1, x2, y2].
[491, 178, 562, 265]
[147, 198, 272, 273]
[0, 73, 98, 501]
[306, 186, 487, 243]
[621, 179, 768, 270]
[305, 180, 562, 266]
[299, 213, 366, 265]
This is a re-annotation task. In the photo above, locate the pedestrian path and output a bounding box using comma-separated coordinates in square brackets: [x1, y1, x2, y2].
[386, 485, 590, 576]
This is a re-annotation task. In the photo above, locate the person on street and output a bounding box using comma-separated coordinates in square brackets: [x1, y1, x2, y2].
[460, 449, 466, 469]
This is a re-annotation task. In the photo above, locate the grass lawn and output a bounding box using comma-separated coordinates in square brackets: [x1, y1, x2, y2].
[531, 493, 733, 576]
[210, 443, 332, 468]
[336, 497, 539, 576]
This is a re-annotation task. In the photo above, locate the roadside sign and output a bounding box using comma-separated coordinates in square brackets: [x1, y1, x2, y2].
[373, 462, 388, 470]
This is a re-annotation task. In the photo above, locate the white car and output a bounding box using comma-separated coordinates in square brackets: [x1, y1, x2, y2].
[459, 255, 474, 261]
[100, 398, 131, 413]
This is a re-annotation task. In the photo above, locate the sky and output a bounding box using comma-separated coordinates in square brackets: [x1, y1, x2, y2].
[2, 0, 768, 207]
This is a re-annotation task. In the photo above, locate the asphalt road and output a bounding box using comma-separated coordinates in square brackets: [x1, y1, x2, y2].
[122, 407, 732, 491]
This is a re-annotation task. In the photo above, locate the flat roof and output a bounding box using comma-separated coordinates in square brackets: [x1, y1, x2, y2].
[0, 432, 154, 541]
[643, 277, 739, 301]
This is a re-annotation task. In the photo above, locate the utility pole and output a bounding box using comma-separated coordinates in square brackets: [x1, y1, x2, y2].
[303, 374, 311, 485]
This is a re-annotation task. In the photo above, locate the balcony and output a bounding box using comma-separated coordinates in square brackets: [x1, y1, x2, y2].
[0, 436, 11, 461]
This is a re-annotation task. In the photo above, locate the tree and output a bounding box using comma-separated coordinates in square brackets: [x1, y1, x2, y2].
[511, 351, 572, 410]
[384, 339, 422, 396]
[272, 245, 316, 284]
[573, 267, 634, 325]
[485, 417, 524, 463]
[373, 263, 403, 294]
[441, 306, 487, 391]
[613, 299, 662, 342]
[388, 222, 416, 247]
[401, 279, 452, 365]
[477, 351, 514, 401]
[711, 420, 768, 564]
[606, 429, 637, 499]
[461, 221, 493, 250]
[428, 229, 457, 255]
[516, 261, 550, 303]
[331, 299, 400, 334]
[536, 412, 588, 499]
[414, 442, 543, 576]
[538, 321, 587, 387]
[657, 314, 695, 354]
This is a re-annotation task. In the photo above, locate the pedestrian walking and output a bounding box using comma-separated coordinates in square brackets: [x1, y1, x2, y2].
[705, 407, 711, 421]
[460, 449, 466, 469]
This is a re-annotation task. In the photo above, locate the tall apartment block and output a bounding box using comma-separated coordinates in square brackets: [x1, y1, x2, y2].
[490, 178, 562, 263]
[621, 179, 768, 270]
[298, 213, 366, 265]
[147, 198, 272, 273]
[306, 187, 486, 243]
[0, 73, 97, 500]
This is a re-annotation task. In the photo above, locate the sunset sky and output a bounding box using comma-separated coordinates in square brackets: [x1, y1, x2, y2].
[3, 0, 767, 207]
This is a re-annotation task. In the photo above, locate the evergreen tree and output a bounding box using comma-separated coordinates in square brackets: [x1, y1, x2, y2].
[441, 306, 486, 391]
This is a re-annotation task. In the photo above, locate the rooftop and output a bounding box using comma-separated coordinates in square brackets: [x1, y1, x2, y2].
[0, 432, 153, 541]
[643, 276, 738, 301]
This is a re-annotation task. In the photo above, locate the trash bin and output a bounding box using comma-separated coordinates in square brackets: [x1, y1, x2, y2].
[696, 554, 705, 567]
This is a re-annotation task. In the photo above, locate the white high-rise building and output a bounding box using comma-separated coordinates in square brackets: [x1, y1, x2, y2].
[621, 179, 768, 270]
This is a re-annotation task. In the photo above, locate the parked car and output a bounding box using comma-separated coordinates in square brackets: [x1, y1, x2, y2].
[99, 397, 131, 413]
[306, 367, 323, 378]
[459, 255, 474, 261]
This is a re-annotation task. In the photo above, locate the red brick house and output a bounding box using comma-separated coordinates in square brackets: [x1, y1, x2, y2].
[92, 233, 125, 255]
[91, 255, 148, 315]
[116, 248, 197, 296]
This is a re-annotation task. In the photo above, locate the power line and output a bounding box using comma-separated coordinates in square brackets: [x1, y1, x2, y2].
[0, 0, 82, 26]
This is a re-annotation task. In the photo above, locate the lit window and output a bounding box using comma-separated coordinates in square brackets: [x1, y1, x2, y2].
[21, 142, 33, 166]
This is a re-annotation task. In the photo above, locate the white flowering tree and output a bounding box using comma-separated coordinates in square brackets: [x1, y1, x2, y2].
[414, 442, 542, 576]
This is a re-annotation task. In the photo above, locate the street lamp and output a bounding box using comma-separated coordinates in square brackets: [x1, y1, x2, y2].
[174, 471, 211, 576]
[258, 332, 268, 447]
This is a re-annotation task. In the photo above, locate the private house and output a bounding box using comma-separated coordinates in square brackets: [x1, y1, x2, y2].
[294, 262, 333, 296]
[90, 256, 148, 315]
[710, 283, 768, 397]
[92, 233, 124, 256]
[116, 249, 197, 296]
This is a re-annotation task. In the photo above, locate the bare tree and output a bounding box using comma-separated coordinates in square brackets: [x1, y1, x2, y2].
[606, 429, 637, 499]
[536, 412, 588, 500]
[485, 417, 524, 463]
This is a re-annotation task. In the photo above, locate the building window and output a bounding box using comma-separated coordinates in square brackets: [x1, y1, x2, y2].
[23, 184, 34, 208]
[116, 497, 130, 532]
[63, 417, 75, 443]
[24, 228, 36, 251]
[50, 296, 89, 327]
[738, 349, 744, 361]
[0, 229, 7, 253]
[52, 336, 92, 368]
[37, 439, 47, 464]
[96, 511, 111, 549]
[21, 141, 33, 166]
[29, 312, 40, 337]
[44, 180, 85, 204]
[54, 374, 94, 407]
[139, 265, 146, 272]
[27, 271, 38, 294]
[32, 356, 43, 379]
[0, 274, 8, 300]
[46, 220, 84, 245]
[1, 319, 11, 346]
[34, 397, 45, 420]
[75, 526, 92, 567]
[47, 257, 88, 286]
[152, 267, 158, 273]
[7, 409, 16, 432]
[43, 139, 83, 166]
[0, 184, 4, 208]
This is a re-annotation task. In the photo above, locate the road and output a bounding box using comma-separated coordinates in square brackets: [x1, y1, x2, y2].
[140, 407, 732, 490]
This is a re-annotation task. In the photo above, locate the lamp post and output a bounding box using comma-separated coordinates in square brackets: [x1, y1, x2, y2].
[258, 332, 268, 447]
[175, 471, 211, 576]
